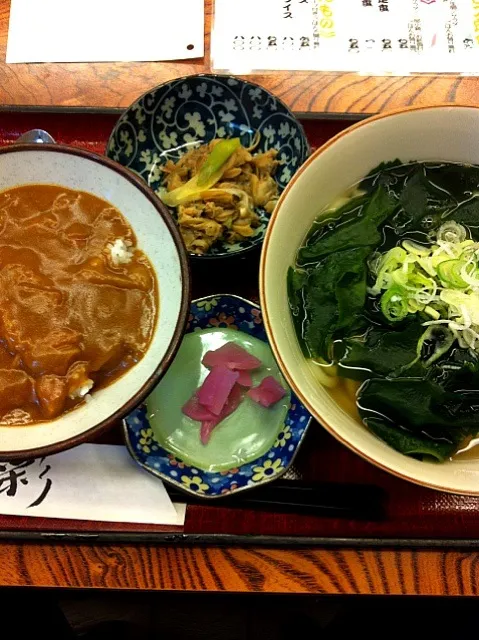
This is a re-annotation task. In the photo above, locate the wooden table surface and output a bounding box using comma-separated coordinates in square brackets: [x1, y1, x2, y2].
[0, 0, 478, 595]
[0, 0, 478, 116]
[0, 544, 477, 595]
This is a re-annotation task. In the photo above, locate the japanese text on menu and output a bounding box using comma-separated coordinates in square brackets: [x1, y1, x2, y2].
[212, 0, 479, 73]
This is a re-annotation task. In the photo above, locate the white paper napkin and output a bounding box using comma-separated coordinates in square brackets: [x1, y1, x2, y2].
[7, 0, 204, 63]
[0, 443, 186, 525]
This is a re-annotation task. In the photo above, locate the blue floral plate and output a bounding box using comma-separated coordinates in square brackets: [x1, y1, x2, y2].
[123, 294, 312, 499]
[107, 74, 310, 259]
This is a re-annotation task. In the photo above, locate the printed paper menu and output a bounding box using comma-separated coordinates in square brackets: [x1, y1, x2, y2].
[7, 0, 204, 63]
[212, 0, 479, 74]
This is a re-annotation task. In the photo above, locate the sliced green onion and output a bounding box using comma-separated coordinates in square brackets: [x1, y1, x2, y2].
[197, 138, 241, 187]
[367, 252, 382, 276]
[424, 305, 440, 320]
[431, 250, 454, 268]
[460, 257, 479, 288]
[437, 259, 468, 289]
[391, 268, 409, 287]
[367, 219, 479, 353]
[416, 256, 437, 277]
[417, 325, 456, 367]
[370, 247, 407, 294]
[436, 221, 467, 244]
[381, 286, 409, 322]
[408, 299, 423, 313]
[460, 327, 479, 350]
[402, 239, 431, 256]
[159, 138, 241, 207]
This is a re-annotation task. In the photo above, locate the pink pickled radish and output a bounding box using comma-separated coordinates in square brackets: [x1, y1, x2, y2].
[200, 383, 243, 444]
[199, 421, 217, 446]
[235, 369, 253, 388]
[197, 365, 239, 416]
[247, 376, 286, 408]
[202, 342, 262, 371]
[182, 392, 216, 422]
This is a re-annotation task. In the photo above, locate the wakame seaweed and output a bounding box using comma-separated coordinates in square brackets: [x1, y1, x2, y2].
[360, 161, 479, 237]
[359, 378, 479, 462]
[337, 318, 426, 381]
[297, 187, 396, 265]
[288, 161, 479, 461]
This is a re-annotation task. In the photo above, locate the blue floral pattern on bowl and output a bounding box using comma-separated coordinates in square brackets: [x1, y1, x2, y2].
[107, 74, 310, 258]
[124, 294, 312, 499]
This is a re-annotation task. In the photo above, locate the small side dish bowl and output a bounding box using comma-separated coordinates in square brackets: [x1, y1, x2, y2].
[107, 74, 310, 259]
[124, 294, 311, 498]
[260, 104, 479, 495]
[0, 144, 190, 459]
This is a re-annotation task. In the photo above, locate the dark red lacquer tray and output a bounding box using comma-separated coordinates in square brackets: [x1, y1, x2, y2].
[0, 109, 477, 548]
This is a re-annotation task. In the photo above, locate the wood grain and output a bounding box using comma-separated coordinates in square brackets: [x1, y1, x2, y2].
[0, 544, 478, 594]
[0, 0, 478, 115]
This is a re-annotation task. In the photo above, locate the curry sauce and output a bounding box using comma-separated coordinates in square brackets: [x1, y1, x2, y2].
[0, 184, 158, 424]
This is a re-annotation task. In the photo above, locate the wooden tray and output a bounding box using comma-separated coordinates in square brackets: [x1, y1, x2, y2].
[0, 109, 478, 548]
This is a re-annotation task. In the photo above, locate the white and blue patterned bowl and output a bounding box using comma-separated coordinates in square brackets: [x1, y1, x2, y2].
[123, 294, 312, 498]
[107, 74, 310, 259]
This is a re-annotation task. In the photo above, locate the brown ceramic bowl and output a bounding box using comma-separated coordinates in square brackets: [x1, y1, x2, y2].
[0, 143, 190, 459]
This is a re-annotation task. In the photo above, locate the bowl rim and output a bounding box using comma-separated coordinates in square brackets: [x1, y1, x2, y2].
[260, 103, 479, 495]
[106, 72, 311, 261]
[122, 292, 312, 500]
[0, 142, 191, 460]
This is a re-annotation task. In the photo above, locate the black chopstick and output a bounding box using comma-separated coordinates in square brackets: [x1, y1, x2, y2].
[167, 480, 386, 520]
